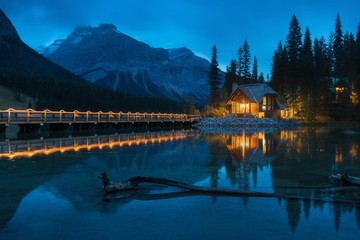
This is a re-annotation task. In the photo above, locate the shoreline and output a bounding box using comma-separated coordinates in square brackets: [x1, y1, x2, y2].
[195, 117, 360, 134]
[194, 117, 300, 133]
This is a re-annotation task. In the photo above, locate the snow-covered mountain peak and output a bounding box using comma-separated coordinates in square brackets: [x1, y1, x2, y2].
[38, 39, 65, 55]
[67, 26, 93, 45]
[168, 47, 194, 60]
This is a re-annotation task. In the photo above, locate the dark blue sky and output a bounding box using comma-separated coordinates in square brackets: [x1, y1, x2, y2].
[1, 0, 359, 75]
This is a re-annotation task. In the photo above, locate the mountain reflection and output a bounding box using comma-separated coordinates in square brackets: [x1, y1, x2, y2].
[1, 128, 360, 235]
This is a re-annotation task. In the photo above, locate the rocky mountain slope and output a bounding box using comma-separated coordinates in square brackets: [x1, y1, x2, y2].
[42, 24, 221, 105]
[0, 9, 19, 40]
[0, 9, 182, 112]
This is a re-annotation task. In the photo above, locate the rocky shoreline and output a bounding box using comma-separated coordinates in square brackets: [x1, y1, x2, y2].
[194, 117, 300, 133]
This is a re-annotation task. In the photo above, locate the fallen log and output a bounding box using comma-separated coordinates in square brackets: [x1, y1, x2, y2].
[99, 172, 283, 198]
[98, 172, 360, 205]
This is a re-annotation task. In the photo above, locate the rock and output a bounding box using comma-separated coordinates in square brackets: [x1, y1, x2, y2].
[194, 117, 300, 133]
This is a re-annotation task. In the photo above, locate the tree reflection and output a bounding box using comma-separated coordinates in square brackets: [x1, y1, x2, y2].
[286, 199, 301, 232]
[220, 127, 360, 232]
[2, 128, 360, 234]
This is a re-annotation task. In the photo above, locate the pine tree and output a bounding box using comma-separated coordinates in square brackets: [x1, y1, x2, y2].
[242, 38, 251, 80]
[285, 14, 302, 116]
[314, 37, 333, 116]
[271, 42, 283, 92]
[333, 13, 345, 79]
[357, 23, 360, 76]
[300, 27, 315, 120]
[251, 56, 258, 82]
[258, 72, 265, 83]
[223, 59, 237, 97]
[344, 32, 357, 88]
[208, 45, 221, 107]
[280, 45, 289, 94]
[237, 46, 244, 79]
[354, 23, 360, 108]
[271, 41, 288, 97]
[237, 38, 251, 83]
[333, 14, 351, 119]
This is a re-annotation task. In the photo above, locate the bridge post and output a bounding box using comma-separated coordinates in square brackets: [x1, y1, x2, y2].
[19, 124, 42, 134]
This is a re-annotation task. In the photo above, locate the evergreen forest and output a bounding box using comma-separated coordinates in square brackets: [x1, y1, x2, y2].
[213, 14, 360, 121]
[270, 14, 360, 121]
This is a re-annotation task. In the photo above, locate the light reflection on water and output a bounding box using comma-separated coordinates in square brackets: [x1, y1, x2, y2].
[1, 128, 360, 239]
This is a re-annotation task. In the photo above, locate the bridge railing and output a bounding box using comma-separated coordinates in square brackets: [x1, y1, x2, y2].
[0, 108, 200, 125]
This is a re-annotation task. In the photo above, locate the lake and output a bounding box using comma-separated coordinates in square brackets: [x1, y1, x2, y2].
[1, 127, 360, 239]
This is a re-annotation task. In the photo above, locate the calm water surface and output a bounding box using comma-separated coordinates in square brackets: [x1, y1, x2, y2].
[1, 127, 360, 239]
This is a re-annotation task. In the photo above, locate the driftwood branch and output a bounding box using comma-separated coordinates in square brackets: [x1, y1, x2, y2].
[99, 172, 360, 205]
[99, 173, 283, 198]
[130, 176, 285, 198]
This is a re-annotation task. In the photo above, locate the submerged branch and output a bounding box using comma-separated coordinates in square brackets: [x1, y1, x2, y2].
[99, 172, 360, 205]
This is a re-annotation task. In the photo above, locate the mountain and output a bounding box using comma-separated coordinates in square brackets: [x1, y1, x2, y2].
[41, 24, 220, 105]
[0, 9, 88, 84]
[0, 9, 182, 112]
[0, 9, 19, 40]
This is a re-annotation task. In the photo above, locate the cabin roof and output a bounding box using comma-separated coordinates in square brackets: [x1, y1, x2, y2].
[276, 99, 286, 110]
[228, 83, 278, 103]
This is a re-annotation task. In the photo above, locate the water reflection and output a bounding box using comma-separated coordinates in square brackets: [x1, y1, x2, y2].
[215, 128, 360, 232]
[0, 131, 188, 160]
[225, 131, 278, 165]
[0, 130, 199, 231]
[1, 128, 360, 239]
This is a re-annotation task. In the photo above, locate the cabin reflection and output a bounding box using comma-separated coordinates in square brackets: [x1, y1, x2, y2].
[222, 128, 360, 232]
[225, 131, 279, 166]
[2, 128, 360, 235]
[349, 143, 359, 159]
[335, 142, 359, 164]
[335, 145, 344, 164]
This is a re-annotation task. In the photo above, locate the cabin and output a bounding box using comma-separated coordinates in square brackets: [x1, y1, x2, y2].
[226, 83, 285, 118]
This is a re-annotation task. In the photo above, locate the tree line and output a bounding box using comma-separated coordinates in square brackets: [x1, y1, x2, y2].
[270, 14, 360, 121]
[207, 14, 360, 121]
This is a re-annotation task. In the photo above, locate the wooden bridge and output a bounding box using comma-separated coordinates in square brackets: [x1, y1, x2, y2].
[0, 131, 189, 160]
[0, 109, 200, 133]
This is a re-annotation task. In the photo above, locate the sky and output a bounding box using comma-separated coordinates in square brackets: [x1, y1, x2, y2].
[1, 0, 360, 76]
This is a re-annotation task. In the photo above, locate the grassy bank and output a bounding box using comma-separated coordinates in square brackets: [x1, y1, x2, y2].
[0, 85, 35, 110]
